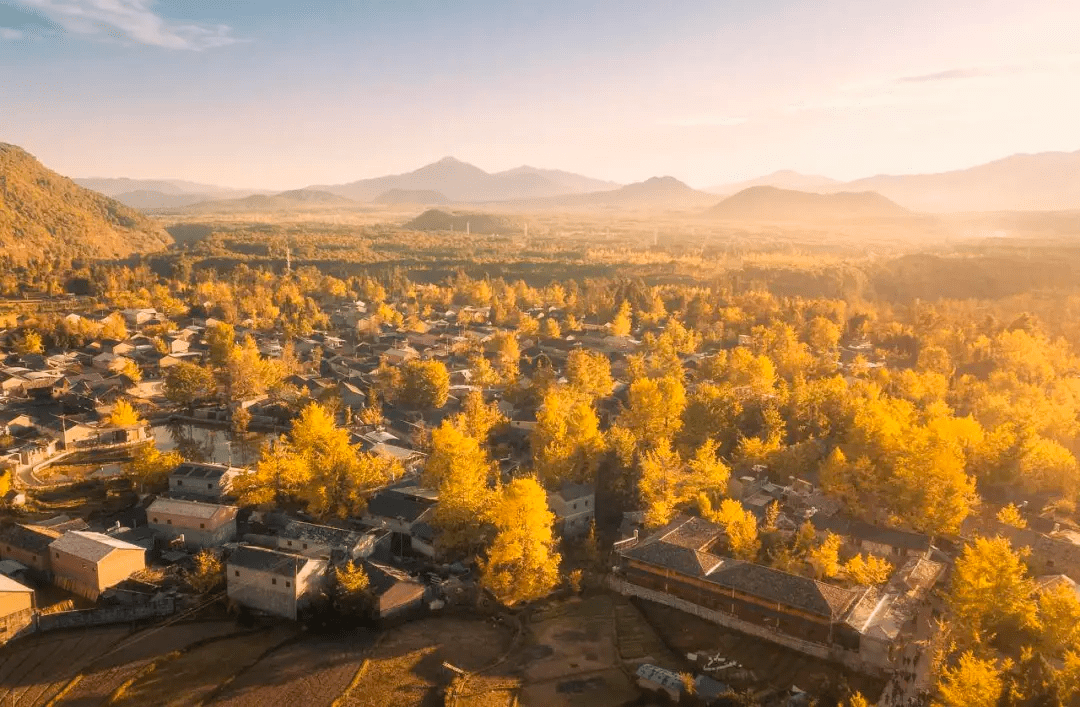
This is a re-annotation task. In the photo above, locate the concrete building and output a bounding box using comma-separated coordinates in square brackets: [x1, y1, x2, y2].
[49, 531, 146, 600]
[168, 461, 246, 501]
[364, 560, 426, 621]
[546, 483, 595, 539]
[0, 524, 62, 578]
[362, 486, 438, 557]
[272, 519, 378, 562]
[0, 574, 34, 644]
[147, 497, 239, 549]
[227, 546, 328, 621]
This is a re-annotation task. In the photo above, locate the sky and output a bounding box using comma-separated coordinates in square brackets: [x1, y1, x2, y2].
[1, 0, 1079, 190]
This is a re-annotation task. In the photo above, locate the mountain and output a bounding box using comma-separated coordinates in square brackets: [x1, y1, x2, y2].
[372, 188, 449, 205]
[707, 170, 842, 195]
[0, 143, 171, 259]
[492, 166, 619, 195]
[74, 177, 247, 198]
[834, 150, 1080, 212]
[111, 190, 217, 210]
[510, 176, 717, 211]
[172, 189, 355, 214]
[706, 186, 912, 220]
[404, 209, 521, 235]
[313, 157, 618, 203]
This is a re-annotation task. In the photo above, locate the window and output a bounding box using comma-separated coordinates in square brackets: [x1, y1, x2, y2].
[55, 552, 59, 558]
[287, 540, 292, 546]
[272, 578, 277, 585]
[572, 503, 577, 510]
[152, 518, 158, 523]
[235, 570, 239, 577]
[177, 480, 183, 486]
[207, 483, 213, 489]
[285, 581, 291, 588]
[167, 519, 172, 525]
[200, 523, 205, 529]
[303, 543, 308, 550]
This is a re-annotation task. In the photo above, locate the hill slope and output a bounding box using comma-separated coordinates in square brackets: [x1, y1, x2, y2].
[404, 209, 521, 235]
[707, 170, 842, 195]
[707, 186, 912, 220]
[836, 149, 1080, 212]
[172, 189, 354, 214]
[508, 176, 716, 211]
[0, 144, 172, 259]
[372, 189, 449, 205]
[313, 157, 617, 203]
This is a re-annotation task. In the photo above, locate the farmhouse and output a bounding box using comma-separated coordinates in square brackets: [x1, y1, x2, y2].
[271, 518, 379, 561]
[546, 483, 595, 539]
[0, 574, 34, 644]
[0, 523, 62, 578]
[168, 461, 246, 500]
[49, 531, 146, 600]
[147, 497, 239, 549]
[227, 546, 328, 621]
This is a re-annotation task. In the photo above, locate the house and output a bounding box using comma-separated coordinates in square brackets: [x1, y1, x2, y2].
[147, 497, 239, 549]
[271, 518, 379, 561]
[0, 413, 33, 437]
[340, 382, 367, 410]
[362, 487, 438, 557]
[0, 574, 34, 645]
[168, 461, 246, 500]
[226, 546, 328, 621]
[811, 514, 932, 561]
[363, 560, 426, 621]
[0, 523, 62, 578]
[382, 346, 419, 365]
[49, 531, 146, 600]
[546, 483, 595, 539]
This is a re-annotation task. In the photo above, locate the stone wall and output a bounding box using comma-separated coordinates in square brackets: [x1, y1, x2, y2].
[36, 597, 175, 632]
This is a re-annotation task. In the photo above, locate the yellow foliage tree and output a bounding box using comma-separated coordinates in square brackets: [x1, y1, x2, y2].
[109, 399, 142, 427]
[997, 503, 1027, 529]
[933, 652, 1004, 707]
[424, 421, 497, 554]
[609, 300, 632, 337]
[703, 498, 760, 561]
[481, 477, 561, 605]
[948, 536, 1038, 647]
[186, 550, 223, 593]
[125, 443, 182, 490]
[532, 386, 605, 487]
[618, 374, 686, 447]
[843, 553, 893, 585]
[806, 532, 842, 579]
[566, 349, 614, 401]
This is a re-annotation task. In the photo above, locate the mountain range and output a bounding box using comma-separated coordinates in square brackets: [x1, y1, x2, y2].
[706, 186, 911, 221]
[308, 156, 619, 203]
[172, 189, 355, 214]
[74, 146, 1080, 214]
[0, 144, 171, 260]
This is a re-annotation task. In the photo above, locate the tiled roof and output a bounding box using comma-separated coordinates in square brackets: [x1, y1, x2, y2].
[623, 540, 723, 578]
[0, 574, 32, 593]
[365, 490, 434, 524]
[704, 561, 860, 619]
[50, 531, 144, 563]
[660, 515, 725, 551]
[170, 462, 241, 481]
[228, 546, 310, 577]
[1, 524, 63, 553]
[148, 497, 237, 521]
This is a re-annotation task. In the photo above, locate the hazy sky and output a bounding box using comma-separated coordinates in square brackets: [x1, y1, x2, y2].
[2, 0, 1079, 190]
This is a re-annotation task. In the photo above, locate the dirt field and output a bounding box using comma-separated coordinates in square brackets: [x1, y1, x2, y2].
[0, 626, 129, 707]
[110, 625, 297, 707]
[54, 622, 243, 707]
[339, 616, 515, 707]
[210, 631, 376, 707]
[513, 595, 641, 707]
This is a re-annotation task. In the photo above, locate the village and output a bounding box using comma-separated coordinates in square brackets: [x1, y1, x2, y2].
[0, 292, 1078, 707]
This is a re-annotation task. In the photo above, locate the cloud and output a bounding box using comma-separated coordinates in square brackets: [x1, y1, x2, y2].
[662, 115, 748, 128]
[896, 67, 997, 83]
[0, 27, 23, 39]
[13, 0, 243, 50]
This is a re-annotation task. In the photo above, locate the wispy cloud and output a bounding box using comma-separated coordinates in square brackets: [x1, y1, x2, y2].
[13, 0, 243, 50]
[896, 67, 998, 83]
[662, 115, 748, 128]
[0, 27, 24, 40]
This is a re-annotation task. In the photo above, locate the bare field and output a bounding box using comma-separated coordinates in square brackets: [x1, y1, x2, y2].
[209, 632, 376, 707]
[0, 627, 129, 707]
[339, 616, 514, 707]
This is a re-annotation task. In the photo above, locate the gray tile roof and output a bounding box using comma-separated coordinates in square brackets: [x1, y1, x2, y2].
[623, 540, 723, 578]
[704, 561, 860, 619]
[50, 531, 145, 563]
[228, 545, 311, 577]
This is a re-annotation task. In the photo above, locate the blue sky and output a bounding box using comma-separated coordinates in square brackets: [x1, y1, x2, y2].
[2, 0, 1079, 190]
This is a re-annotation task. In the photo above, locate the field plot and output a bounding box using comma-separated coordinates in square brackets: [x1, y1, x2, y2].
[54, 621, 243, 707]
[514, 595, 639, 707]
[339, 616, 514, 707]
[109, 625, 297, 707]
[209, 631, 376, 707]
[0, 627, 128, 707]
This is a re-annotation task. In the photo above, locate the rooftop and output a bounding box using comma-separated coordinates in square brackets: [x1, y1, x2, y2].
[228, 545, 312, 577]
[50, 531, 145, 562]
[148, 497, 237, 521]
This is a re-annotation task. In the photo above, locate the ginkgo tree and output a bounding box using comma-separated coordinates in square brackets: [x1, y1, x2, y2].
[481, 477, 561, 606]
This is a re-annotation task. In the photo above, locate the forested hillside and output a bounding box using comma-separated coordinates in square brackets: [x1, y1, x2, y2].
[0, 143, 172, 259]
